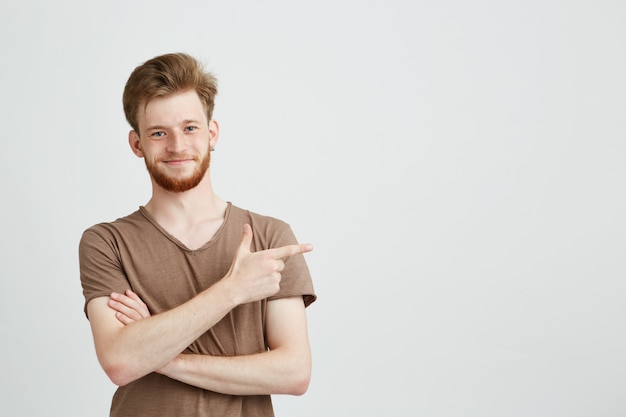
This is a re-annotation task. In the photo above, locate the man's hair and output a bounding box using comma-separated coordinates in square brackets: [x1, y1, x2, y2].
[123, 52, 218, 132]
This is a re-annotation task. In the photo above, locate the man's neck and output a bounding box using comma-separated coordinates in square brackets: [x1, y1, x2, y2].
[144, 175, 228, 229]
[142, 175, 229, 250]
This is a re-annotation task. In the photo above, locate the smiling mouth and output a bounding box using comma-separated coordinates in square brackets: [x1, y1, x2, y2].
[164, 159, 193, 163]
[160, 156, 196, 165]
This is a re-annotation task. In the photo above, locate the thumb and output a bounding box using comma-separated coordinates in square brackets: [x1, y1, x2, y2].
[238, 223, 253, 254]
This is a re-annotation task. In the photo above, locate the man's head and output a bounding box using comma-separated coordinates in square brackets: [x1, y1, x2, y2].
[124, 53, 219, 193]
[123, 53, 218, 133]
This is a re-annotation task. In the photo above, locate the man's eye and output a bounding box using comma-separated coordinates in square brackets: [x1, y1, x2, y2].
[184, 126, 197, 132]
[151, 131, 165, 138]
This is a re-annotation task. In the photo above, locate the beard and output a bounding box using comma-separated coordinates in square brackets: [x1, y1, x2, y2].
[144, 146, 211, 193]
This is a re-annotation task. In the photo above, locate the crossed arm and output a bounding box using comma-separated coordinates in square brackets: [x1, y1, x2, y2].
[86, 224, 313, 395]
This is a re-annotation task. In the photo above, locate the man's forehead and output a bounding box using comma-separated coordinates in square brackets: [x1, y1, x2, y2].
[138, 91, 207, 128]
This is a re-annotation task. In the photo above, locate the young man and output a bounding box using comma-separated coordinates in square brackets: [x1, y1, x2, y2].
[79, 53, 316, 417]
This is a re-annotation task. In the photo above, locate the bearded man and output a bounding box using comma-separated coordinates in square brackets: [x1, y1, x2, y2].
[79, 52, 316, 417]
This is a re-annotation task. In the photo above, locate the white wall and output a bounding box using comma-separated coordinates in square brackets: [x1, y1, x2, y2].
[1, 1, 624, 416]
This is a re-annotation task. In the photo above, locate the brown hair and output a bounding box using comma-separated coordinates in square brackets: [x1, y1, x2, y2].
[123, 53, 218, 132]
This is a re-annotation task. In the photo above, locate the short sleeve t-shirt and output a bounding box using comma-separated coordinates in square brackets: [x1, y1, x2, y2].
[79, 203, 315, 417]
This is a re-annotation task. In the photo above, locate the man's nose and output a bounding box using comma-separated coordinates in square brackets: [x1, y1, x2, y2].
[166, 131, 186, 152]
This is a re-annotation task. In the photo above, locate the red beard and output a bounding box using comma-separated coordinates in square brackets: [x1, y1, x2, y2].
[144, 146, 211, 192]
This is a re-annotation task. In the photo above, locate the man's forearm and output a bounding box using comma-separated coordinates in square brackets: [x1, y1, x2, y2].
[90, 281, 237, 386]
[158, 348, 311, 396]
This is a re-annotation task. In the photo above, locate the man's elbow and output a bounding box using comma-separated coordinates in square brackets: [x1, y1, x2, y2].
[288, 371, 311, 396]
[100, 358, 141, 387]
[102, 364, 130, 386]
[282, 360, 312, 396]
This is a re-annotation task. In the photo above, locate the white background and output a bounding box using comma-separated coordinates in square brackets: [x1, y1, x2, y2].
[1, 1, 625, 416]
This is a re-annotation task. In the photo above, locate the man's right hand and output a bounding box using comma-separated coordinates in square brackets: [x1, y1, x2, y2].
[222, 223, 313, 305]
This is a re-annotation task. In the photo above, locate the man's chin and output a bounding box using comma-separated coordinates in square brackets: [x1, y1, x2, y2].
[145, 154, 210, 193]
[150, 171, 206, 193]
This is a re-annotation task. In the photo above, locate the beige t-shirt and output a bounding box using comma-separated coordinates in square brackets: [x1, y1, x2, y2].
[79, 203, 316, 417]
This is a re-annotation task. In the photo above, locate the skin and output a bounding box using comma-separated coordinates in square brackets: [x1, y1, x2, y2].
[87, 89, 314, 395]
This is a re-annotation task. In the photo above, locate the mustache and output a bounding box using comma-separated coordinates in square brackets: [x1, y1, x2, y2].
[157, 153, 198, 162]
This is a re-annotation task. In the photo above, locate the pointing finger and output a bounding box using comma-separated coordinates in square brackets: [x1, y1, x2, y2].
[269, 243, 314, 260]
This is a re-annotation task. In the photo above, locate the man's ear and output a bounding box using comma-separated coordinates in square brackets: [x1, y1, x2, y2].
[209, 120, 219, 149]
[129, 130, 144, 158]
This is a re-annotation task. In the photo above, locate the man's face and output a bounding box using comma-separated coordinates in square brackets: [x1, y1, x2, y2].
[132, 90, 216, 193]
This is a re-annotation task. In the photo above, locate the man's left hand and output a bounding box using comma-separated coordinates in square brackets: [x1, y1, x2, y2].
[108, 289, 151, 325]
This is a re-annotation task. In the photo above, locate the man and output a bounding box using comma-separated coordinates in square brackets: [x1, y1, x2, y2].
[79, 52, 316, 417]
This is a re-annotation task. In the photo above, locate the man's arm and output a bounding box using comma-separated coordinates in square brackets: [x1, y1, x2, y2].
[111, 293, 312, 395]
[158, 296, 312, 396]
[87, 282, 233, 386]
[86, 224, 312, 387]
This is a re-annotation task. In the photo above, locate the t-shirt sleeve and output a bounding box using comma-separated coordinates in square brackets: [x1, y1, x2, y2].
[252, 218, 316, 307]
[79, 226, 132, 318]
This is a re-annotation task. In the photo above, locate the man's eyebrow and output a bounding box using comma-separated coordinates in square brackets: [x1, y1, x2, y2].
[146, 125, 168, 131]
[145, 120, 202, 131]
[182, 119, 202, 125]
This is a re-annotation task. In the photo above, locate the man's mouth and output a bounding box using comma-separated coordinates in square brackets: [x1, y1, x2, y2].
[160, 156, 196, 165]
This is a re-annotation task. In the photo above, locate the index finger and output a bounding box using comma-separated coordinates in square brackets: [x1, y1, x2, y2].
[268, 243, 314, 260]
